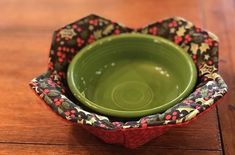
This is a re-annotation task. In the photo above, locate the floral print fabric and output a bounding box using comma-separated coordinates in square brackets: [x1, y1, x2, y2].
[29, 14, 227, 130]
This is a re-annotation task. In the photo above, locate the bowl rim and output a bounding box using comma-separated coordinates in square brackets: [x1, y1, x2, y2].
[67, 33, 197, 118]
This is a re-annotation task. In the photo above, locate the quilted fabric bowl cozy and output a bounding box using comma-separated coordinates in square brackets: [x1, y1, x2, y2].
[29, 14, 228, 148]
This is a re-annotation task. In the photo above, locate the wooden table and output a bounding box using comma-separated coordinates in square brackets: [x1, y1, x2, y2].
[0, 0, 234, 154]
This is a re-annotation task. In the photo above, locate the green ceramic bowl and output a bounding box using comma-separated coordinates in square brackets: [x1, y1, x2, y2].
[67, 33, 197, 118]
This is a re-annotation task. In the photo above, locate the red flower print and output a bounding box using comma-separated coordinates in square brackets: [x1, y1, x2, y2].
[207, 60, 213, 65]
[172, 116, 177, 120]
[114, 29, 120, 34]
[58, 58, 63, 62]
[66, 48, 70, 52]
[43, 89, 50, 94]
[54, 98, 64, 106]
[56, 50, 66, 63]
[72, 24, 77, 29]
[165, 114, 172, 120]
[140, 118, 146, 124]
[57, 53, 66, 63]
[71, 114, 75, 118]
[47, 79, 55, 87]
[142, 123, 147, 128]
[70, 48, 75, 53]
[149, 26, 158, 35]
[203, 77, 208, 81]
[192, 54, 197, 60]
[71, 110, 76, 113]
[57, 47, 62, 51]
[204, 38, 213, 46]
[70, 110, 76, 118]
[76, 27, 82, 32]
[89, 19, 98, 26]
[88, 35, 95, 43]
[48, 62, 53, 70]
[58, 72, 63, 76]
[195, 27, 201, 32]
[168, 21, 177, 27]
[57, 51, 62, 57]
[56, 81, 62, 86]
[184, 34, 192, 43]
[64, 109, 76, 118]
[182, 99, 193, 105]
[58, 72, 65, 78]
[64, 111, 70, 116]
[112, 122, 121, 127]
[174, 35, 183, 44]
[100, 124, 107, 128]
[56, 37, 60, 42]
[140, 119, 147, 128]
[77, 37, 84, 47]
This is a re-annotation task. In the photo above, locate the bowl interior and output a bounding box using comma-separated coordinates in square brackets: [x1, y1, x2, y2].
[67, 33, 197, 118]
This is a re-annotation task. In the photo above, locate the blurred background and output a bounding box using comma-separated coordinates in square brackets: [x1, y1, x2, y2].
[0, 0, 234, 155]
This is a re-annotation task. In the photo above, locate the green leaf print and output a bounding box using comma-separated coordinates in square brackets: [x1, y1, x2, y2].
[62, 101, 70, 109]
[48, 90, 60, 97]
[44, 95, 53, 105]
[102, 24, 114, 35]
[93, 30, 102, 39]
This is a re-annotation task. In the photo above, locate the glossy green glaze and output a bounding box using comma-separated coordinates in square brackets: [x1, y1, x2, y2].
[67, 33, 197, 118]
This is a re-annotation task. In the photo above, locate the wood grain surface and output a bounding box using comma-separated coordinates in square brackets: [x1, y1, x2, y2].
[0, 0, 234, 155]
